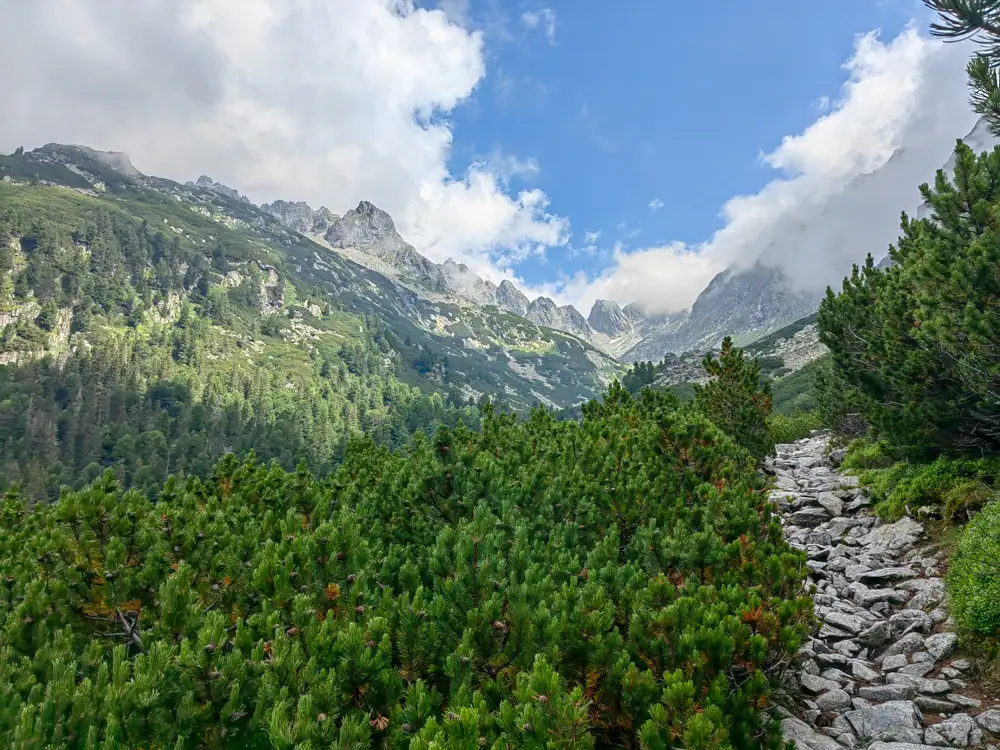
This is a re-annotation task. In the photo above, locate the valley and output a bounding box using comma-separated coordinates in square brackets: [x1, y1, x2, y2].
[4, 3, 1000, 748]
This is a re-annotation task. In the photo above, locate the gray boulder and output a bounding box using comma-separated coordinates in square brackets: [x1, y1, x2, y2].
[844, 701, 923, 741]
[781, 717, 848, 750]
[858, 517, 922, 554]
[977, 709, 1000, 735]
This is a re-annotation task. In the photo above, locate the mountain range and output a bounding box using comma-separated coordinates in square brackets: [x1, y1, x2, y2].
[258, 190, 815, 363]
[3, 113, 994, 404]
[257, 116, 997, 365]
[0, 143, 622, 413]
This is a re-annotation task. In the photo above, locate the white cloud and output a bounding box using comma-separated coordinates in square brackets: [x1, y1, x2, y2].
[0, 0, 567, 274]
[584, 230, 601, 244]
[648, 197, 664, 214]
[563, 25, 975, 316]
[521, 8, 557, 44]
[478, 152, 540, 187]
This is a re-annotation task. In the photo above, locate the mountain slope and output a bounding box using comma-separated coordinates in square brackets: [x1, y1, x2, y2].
[619, 312, 826, 415]
[262, 197, 611, 348]
[0, 144, 622, 498]
[616, 117, 997, 362]
[620, 264, 819, 363]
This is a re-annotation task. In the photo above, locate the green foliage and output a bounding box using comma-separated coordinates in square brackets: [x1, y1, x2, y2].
[818, 141, 1000, 458]
[839, 438, 895, 473]
[767, 412, 822, 447]
[622, 360, 658, 394]
[947, 500, 1000, 637]
[0, 385, 811, 748]
[34, 299, 59, 331]
[922, 2, 1000, 137]
[694, 337, 773, 462]
[668, 381, 696, 403]
[0, 173, 617, 414]
[809, 356, 869, 438]
[756, 355, 785, 375]
[841, 440, 1000, 521]
[744, 314, 818, 356]
[0, 192, 480, 502]
[770, 356, 826, 416]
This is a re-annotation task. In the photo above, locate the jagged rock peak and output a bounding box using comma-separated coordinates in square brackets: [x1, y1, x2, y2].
[526, 297, 592, 338]
[623, 301, 647, 322]
[588, 299, 636, 338]
[496, 279, 530, 316]
[528, 296, 558, 313]
[440, 258, 498, 305]
[325, 200, 398, 249]
[558, 304, 591, 331]
[261, 199, 338, 235]
[189, 175, 250, 203]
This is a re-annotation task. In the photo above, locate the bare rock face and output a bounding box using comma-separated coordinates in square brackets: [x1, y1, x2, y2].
[189, 175, 251, 203]
[525, 297, 593, 340]
[587, 299, 637, 338]
[324, 201, 445, 290]
[496, 280, 530, 316]
[262, 200, 338, 235]
[770, 436, 999, 750]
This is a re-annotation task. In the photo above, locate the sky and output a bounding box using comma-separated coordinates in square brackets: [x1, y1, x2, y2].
[0, 0, 980, 316]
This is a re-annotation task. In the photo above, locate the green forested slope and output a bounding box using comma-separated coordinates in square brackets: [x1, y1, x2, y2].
[0, 184, 486, 500]
[0, 385, 811, 749]
[0, 147, 620, 500]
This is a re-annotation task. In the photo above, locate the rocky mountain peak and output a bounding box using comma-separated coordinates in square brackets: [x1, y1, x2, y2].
[325, 200, 398, 249]
[623, 302, 647, 321]
[496, 280, 530, 316]
[440, 258, 498, 305]
[189, 175, 250, 204]
[526, 297, 592, 339]
[261, 200, 339, 235]
[588, 299, 636, 338]
[72, 145, 139, 176]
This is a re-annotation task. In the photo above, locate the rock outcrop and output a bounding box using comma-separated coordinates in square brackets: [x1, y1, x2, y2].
[261, 199, 338, 235]
[496, 279, 530, 316]
[525, 296, 594, 340]
[770, 436, 999, 750]
[587, 299, 639, 338]
[188, 175, 251, 203]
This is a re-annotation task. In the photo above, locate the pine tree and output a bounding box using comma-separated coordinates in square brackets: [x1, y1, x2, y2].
[819, 140, 1000, 457]
[693, 337, 773, 462]
[923, 1, 1000, 135]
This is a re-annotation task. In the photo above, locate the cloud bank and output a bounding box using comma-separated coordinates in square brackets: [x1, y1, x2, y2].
[571, 26, 976, 316]
[0, 0, 567, 280]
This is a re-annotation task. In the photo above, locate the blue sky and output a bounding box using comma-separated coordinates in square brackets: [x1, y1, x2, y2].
[435, 0, 931, 291]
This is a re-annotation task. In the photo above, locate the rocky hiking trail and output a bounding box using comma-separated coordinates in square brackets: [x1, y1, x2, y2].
[767, 435, 1000, 750]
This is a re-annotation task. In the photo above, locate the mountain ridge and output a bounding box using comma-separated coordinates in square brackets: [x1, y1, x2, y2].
[0, 142, 623, 416]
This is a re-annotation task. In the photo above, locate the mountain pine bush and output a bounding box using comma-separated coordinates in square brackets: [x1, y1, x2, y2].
[947, 499, 1000, 637]
[0, 384, 811, 749]
[818, 141, 1000, 459]
[694, 337, 773, 463]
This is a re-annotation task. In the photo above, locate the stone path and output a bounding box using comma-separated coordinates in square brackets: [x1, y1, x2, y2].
[767, 435, 1000, 750]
